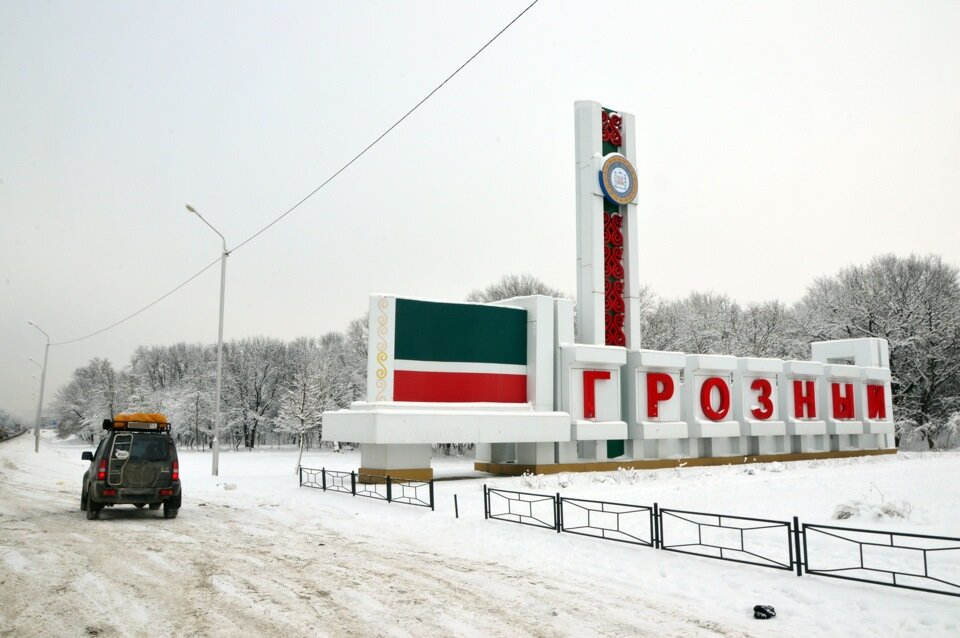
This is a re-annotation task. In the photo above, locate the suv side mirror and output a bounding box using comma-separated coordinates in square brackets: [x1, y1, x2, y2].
[102, 419, 112, 430]
[81, 451, 93, 461]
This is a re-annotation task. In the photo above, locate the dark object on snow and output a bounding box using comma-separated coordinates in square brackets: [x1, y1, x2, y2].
[753, 605, 776, 619]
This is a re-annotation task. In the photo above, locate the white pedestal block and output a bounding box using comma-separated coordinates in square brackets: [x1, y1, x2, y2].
[324, 401, 571, 444]
[360, 443, 432, 471]
[491, 443, 517, 463]
[684, 355, 739, 458]
[623, 350, 687, 459]
[781, 361, 829, 454]
[752, 435, 788, 455]
[792, 434, 829, 453]
[516, 442, 555, 465]
[820, 364, 865, 453]
[735, 357, 788, 458]
[557, 441, 579, 463]
[475, 443, 492, 463]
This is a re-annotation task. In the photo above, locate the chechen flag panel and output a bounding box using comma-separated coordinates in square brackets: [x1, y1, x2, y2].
[392, 298, 528, 403]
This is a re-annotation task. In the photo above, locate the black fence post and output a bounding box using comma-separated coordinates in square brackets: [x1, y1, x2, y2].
[793, 516, 803, 576]
[556, 493, 562, 533]
[454, 494, 459, 519]
[653, 503, 660, 549]
[351, 471, 356, 496]
[656, 503, 665, 550]
[321, 467, 327, 491]
[386, 476, 393, 503]
[483, 484, 489, 519]
[429, 479, 435, 511]
[298, 466, 303, 487]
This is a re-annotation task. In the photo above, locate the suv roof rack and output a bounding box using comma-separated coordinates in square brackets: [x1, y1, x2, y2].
[103, 412, 170, 431]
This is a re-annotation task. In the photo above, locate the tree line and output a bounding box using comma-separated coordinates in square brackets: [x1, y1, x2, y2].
[52, 321, 367, 460]
[51, 254, 960, 451]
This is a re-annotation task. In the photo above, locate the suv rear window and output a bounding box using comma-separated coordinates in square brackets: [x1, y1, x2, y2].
[112, 433, 169, 462]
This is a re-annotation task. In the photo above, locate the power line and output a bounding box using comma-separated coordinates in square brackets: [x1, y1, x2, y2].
[49, 1, 539, 347]
[51, 257, 221, 346]
[232, 0, 539, 253]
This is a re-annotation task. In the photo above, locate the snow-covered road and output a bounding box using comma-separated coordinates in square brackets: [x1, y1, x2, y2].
[2, 433, 959, 637]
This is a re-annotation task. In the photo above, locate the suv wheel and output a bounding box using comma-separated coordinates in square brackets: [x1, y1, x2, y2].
[86, 495, 101, 520]
[80, 489, 88, 512]
[163, 501, 178, 519]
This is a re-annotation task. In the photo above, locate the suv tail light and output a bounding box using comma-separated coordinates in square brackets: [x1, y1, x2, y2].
[97, 459, 107, 481]
[172, 460, 179, 481]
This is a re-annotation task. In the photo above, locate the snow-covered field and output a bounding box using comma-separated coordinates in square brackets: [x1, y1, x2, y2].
[1, 433, 959, 637]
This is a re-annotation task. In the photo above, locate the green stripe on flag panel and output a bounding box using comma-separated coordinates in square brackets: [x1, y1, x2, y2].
[394, 298, 527, 365]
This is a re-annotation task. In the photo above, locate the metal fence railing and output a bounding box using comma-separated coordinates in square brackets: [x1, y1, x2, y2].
[300, 467, 434, 510]
[803, 524, 960, 597]
[482, 484, 960, 599]
[560, 497, 655, 547]
[659, 508, 794, 571]
[484, 486, 558, 530]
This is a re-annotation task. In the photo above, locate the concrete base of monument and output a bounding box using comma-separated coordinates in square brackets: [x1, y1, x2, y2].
[358, 442, 433, 483]
[357, 467, 434, 482]
[791, 434, 830, 453]
[748, 435, 789, 455]
[787, 421, 829, 453]
[474, 448, 898, 476]
[322, 401, 570, 444]
[324, 402, 571, 482]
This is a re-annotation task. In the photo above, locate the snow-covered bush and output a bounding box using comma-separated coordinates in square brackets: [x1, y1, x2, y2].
[832, 499, 913, 521]
[519, 470, 546, 489]
[615, 467, 643, 485]
[832, 484, 912, 521]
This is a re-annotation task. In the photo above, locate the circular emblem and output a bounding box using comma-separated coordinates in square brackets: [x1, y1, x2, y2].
[598, 153, 638, 205]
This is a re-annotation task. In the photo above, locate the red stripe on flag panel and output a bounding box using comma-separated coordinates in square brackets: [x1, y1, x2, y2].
[394, 371, 527, 403]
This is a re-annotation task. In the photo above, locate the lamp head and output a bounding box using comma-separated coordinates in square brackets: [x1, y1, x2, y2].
[186, 203, 197, 214]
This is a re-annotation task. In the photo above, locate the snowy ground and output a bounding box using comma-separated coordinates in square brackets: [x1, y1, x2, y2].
[1, 433, 959, 637]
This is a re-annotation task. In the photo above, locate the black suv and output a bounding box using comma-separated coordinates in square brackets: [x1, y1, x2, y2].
[81, 415, 181, 520]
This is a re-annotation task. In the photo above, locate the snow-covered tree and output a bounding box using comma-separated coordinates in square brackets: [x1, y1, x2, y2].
[52, 358, 125, 440]
[798, 254, 960, 445]
[275, 337, 351, 470]
[221, 337, 287, 450]
[645, 292, 742, 354]
[0, 409, 20, 438]
[466, 273, 569, 302]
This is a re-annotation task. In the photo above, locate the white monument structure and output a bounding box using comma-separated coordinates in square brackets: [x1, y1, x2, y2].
[323, 101, 895, 479]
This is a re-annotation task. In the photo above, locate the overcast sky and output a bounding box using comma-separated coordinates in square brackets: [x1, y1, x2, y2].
[2, 1, 958, 422]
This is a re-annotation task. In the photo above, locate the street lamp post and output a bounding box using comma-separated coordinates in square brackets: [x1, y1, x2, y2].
[186, 204, 227, 476]
[27, 321, 50, 454]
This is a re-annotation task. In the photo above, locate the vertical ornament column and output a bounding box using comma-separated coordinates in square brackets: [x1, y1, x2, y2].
[602, 110, 626, 346]
[574, 101, 641, 349]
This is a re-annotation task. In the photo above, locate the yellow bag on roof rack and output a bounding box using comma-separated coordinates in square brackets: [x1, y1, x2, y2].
[110, 413, 170, 430]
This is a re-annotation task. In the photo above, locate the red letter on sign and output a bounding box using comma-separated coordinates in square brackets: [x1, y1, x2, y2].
[866, 384, 887, 419]
[831, 383, 855, 419]
[700, 377, 730, 421]
[793, 380, 816, 419]
[750, 378, 775, 420]
[646, 372, 675, 418]
[583, 370, 611, 419]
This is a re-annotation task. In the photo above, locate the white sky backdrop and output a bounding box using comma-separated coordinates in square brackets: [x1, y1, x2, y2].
[1, 1, 958, 421]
